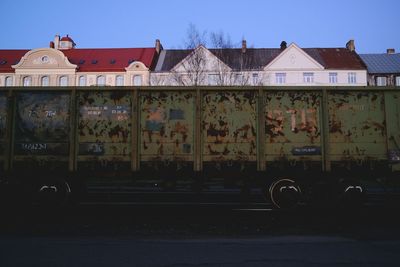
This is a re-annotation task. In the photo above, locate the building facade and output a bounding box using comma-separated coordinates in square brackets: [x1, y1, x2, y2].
[359, 49, 400, 86]
[151, 40, 368, 86]
[0, 35, 380, 87]
[0, 35, 159, 87]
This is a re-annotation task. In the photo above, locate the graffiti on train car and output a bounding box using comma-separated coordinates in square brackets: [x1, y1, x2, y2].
[202, 91, 257, 161]
[78, 91, 131, 156]
[14, 93, 70, 155]
[328, 92, 387, 161]
[264, 92, 321, 160]
[0, 94, 7, 154]
[140, 92, 194, 161]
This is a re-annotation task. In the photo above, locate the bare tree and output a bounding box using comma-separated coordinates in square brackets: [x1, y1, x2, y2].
[172, 23, 208, 86]
[209, 31, 235, 86]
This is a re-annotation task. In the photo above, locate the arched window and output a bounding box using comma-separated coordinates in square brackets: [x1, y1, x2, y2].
[41, 76, 49, 86]
[79, 76, 86, 86]
[97, 75, 106, 86]
[59, 76, 68, 86]
[116, 75, 124, 86]
[5, 76, 13, 87]
[133, 75, 142, 86]
[23, 76, 32, 86]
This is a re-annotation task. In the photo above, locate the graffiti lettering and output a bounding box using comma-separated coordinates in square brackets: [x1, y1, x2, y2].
[21, 143, 47, 150]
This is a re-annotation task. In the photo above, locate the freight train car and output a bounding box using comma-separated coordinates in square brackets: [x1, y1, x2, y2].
[0, 87, 399, 209]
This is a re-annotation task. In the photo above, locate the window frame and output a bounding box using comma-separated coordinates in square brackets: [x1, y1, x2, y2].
[303, 72, 314, 84]
[23, 76, 32, 87]
[133, 75, 142, 86]
[41, 76, 49, 87]
[59, 76, 68, 86]
[78, 75, 86, 86]
[376, 76, 387, 86]
[348, 72, 357, 84]
[116, 75, 124, 86]
[5, 76, 13, 87]
[275, 73, 286, 84]
[97, 75, 106, 86]
[329, 72, 338, 84]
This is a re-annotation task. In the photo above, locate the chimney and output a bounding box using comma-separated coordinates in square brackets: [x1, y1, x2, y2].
[155, 39, 163, 54]
[242, 39, 247, 53]
[387, 48, 395, 54]
[280, 41, 287, 50]
[346, 39, 355, 52]
[54, 35, 60, 49]
[49, 41, 55, 48]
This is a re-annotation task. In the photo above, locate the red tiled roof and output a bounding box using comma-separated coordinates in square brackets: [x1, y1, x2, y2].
[62, 48, 157, 72]
[0, 50, 29, 73]
[0, 48, 157, 73]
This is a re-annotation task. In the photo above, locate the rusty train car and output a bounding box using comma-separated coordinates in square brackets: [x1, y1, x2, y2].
[0, 86, 399, 208]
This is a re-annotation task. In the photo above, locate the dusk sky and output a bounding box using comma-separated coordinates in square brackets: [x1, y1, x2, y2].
[1, 0, 398, 53]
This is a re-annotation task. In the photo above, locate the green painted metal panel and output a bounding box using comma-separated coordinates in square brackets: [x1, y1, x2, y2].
[385, 91, 400, 164]
[202, 91, 257, 162]
[328, 91, 387, 161]
[264, 91, 322, 162]
[140, 91, 194, 161]
[14, 92, 70, 156]
[77, 91, 131, 160]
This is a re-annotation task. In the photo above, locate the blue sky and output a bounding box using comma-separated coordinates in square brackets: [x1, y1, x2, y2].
[0, 0, 398, 53]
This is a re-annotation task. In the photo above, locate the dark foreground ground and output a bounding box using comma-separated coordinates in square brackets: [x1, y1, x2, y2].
[1, 201, 400, 267]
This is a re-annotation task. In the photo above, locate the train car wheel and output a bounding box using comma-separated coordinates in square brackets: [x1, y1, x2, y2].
[37, 178, 71, 207]
[269, 178, 301, 209]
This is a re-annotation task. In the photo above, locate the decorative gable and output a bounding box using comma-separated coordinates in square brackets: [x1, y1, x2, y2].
[264, 43, 324, 70]
[12, 48, 77, 71]
[172, 45, 231, 72]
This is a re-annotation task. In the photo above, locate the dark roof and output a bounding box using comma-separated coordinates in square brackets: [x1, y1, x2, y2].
[359, 53, 400, 74]
[154, 47, 366, 71]
[209, 48, 282, 70]
[308, 48, 366, 70]
[0, 50, 29, 73]
[0, 48, 158, 73]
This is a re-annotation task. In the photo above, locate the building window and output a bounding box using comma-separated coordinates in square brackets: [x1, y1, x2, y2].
[116, 75, 124, 86]
[59, 76, 68, 86]
[133, 75, 142, 86]
[329, 73, 338, 84]
[275, 73, 286, 84]
[97, 75, 106, 86]
[79, 76, 86, 86]
[23, 76, 32, 86]
[5, 76, 13, 87]
[376, 76, 387, 86]
[208, 74, 218, 85]
[396, 76, 400, 86]
[252, 73, 259, 85]
[303, 72, 314, 83]
[234, 74, 243, 85]
[348, 72, 357, 84]
[41, 76, 49, 86]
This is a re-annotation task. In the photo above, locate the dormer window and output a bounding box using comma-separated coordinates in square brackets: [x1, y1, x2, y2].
[110, 59, 116, 64]
[91, 59, 98, 64]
